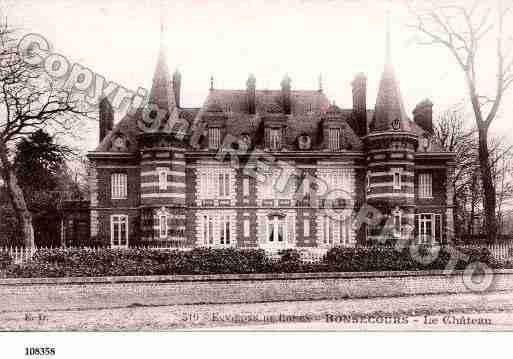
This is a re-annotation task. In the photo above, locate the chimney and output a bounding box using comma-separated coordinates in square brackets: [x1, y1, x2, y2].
[351, 73, 367, 137]
[99, 97, 114, 143]
[246, 73, 256, 115]
[281, 74, 292, 115]
[413, 99, 434, 134]
[172, 69, 181, 108]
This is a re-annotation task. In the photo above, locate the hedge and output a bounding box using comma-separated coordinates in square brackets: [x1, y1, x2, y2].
[0, 246, 508, 278]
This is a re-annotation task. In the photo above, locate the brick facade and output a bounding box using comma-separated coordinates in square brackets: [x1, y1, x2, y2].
[86, 30, 455, 253]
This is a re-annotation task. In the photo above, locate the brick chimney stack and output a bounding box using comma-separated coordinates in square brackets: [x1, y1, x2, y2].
[99, 97, 114, 143]
[281, 74, 292, 115]
[246, 73, 256, 115]
[351, 72, 367, 137]
[172, 69, 181, 108]
[413, 99, 434, 134]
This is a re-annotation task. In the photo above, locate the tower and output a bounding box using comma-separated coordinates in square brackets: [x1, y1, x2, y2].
[138, 19, 187, 246]
[364, 14, 418, 244]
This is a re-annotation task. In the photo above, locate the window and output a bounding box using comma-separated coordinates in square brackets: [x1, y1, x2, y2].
[392, 168, 402, 190]
[201, 213, 235, 247]
[218, 172, 230, 197]
[267, 215, 286, 243]
[111, 215, 128, 248]
[366, 172, 371, 193]
[259, 167, 296, 200]
[302, 177, 310, 197]
[329, 128, 340, 151]
[269, 128, 281, 150]
[303, 219, 310, 237]
[415, 213, 442, 244]
[419, 173, 433, 198]
[111, 173, 127, 199]
[391, 209, 401, 239]
[209, 127, 221, 149]
[417, 214, 433, 244]
[322, 213, 351, 246]
[159, 214, 168, 238]
[199, 168, 232, 199]
[243, 178, 250, 197]
[220, 215, 231, 245]
[243, 218, 250, 237]
[158, 168, 168, 190]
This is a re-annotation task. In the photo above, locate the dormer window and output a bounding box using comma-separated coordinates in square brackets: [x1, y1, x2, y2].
[239, 133, 251, 151]
[269, 128, 282, 151]
[329, 128, 340, 151]
[297, 134, 311, 150]
[209, 127, 221, 149]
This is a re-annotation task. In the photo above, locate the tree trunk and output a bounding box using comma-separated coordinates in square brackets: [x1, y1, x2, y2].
[477, 125, 498, 244]
[0, 141, 34, 249]
[468, 172, 477, 236]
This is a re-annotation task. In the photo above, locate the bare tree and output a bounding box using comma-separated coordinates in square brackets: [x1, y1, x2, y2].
[407, 0, 513, 243]
[0, 22, 86, 249]
[433, 107, 477, 237]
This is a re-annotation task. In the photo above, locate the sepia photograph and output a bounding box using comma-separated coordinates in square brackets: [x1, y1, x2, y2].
[0, 0, 513, 354]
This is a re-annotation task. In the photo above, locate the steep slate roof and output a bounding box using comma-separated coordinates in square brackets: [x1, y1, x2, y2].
[91, 22, 446, 155]
[370, 64, 411, 132]
[197, 89, 364, 151]
[204, 89, 330, 115]
[94, 108, 199, 153]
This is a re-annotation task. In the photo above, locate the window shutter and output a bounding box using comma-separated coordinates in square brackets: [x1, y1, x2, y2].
[286, 214, 295, 245]
[414, 214, 419, 243]
[435, 214, 442, 244]
[214, 215, 221, 245]
[230, 214, 236, 246]
[257, 215, 267, 244]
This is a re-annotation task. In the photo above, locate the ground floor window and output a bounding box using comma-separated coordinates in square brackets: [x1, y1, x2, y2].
[199, 212, 235, 247]
[111, 215, 128, 248]
[415, 213, 442, 244]
[321, 212, 352, 246]
[257, 211, 296, 249]
[267, 215, 286, 243]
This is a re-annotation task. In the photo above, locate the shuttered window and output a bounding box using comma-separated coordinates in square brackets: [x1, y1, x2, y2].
[243, 178, 250, 196]
[200, 212, 235, 247]
[111, 173, 127, 199]
[322, 212, 352, 246]
[269, 128, 282, 150]
[303, 219, 310, 237]
[199, 168, 232, 199]
[419, 173, 433, 198]
[209, 127, 221, 149]
[329, 128, 340, 151]
[243, 219, 250, 237]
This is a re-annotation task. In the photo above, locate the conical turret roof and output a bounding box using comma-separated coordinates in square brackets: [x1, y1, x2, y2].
[148, 24, 178, 115]
[370, 15, 411, 133]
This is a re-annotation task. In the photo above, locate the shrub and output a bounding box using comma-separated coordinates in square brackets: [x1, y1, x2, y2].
[2, 245, 506, 278]
[0, 251, 13, 270]
[324, 245, 499, 272]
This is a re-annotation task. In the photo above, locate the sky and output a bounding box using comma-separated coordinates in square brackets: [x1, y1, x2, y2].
[3, 0, 513, 153]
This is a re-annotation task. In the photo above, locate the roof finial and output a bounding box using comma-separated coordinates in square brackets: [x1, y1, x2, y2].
[385, 3, 391, 66]
[159, 3, 166, 44]
[210, 75, 214, 91]
[318, 74, 323, 92]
